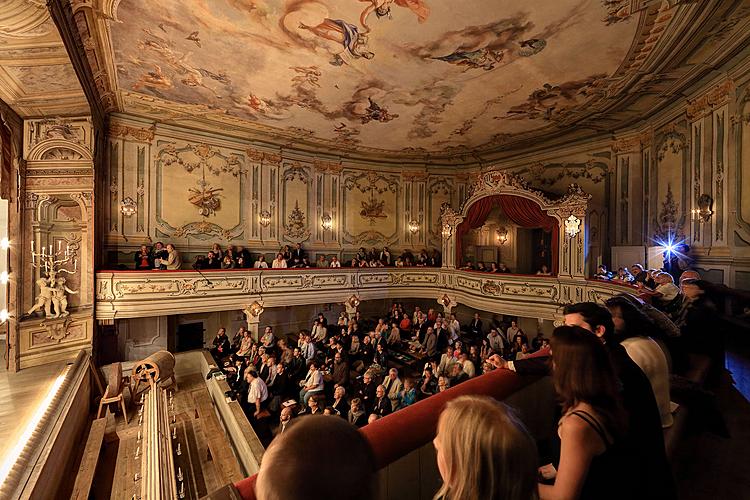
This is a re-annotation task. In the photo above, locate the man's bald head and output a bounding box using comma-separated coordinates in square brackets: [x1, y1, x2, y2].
[256, 415, 377, 500]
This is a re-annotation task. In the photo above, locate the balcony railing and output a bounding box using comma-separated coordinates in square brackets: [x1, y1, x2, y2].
[95, 267, 636, 321]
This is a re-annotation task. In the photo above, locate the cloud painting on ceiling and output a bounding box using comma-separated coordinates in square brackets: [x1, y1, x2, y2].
[111, 0, 638, 154]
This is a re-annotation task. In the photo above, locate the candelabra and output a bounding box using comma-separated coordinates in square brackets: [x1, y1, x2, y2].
[27, 240, 78, 319]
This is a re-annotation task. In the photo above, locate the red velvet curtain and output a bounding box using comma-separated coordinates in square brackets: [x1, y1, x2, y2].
[456, 195, 559, 274]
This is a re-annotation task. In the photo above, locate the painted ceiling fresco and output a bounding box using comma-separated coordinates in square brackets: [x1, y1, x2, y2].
[110, 0, 638, 154]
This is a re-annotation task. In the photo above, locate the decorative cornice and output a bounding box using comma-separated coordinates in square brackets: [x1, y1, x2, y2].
[313, 159, 343, 174]
[108, 122, 156, 142]
[611, 130, 652, 154]
[686, 79, 735, 121]
[246, 147, 282, 166]
[402, 170, 429, 182]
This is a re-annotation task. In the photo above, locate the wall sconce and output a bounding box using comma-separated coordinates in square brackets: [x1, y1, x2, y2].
[408, 220, 420, 234]
[564, 215, 581, 238]
[441, 224, 452, 239]
[346, 294, 361, 309]
[259, 209, 272, 227]
[120, 197, 137, 217]
[321, 213, 332, 231]
[439, 294, 452, 308]
[691, 194, 713, 223]
[245, 300, 264, 318]
[496, 227, 508, 245]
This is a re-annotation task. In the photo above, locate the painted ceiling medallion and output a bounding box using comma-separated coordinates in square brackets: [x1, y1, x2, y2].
[108, 0, 639, 154]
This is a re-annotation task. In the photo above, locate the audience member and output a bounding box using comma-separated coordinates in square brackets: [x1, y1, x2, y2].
[538, 325, 633, 500]
[331, 385, 348, 418]
[163, 243, 182, 270]
[134, 245, 152, 270]
[151, 242, 168, 270]
[383, 367, 403, 411]
[469, 312, 483, 337]
[256, 415, 377, 500]
[536, 264, 552, 276]
[271, 253, 287, 269]
[434, 396, 538, 500]
[299, 361, 324, 405]
[594, 264, 612, 280]
[372, 384, 392, 417]
[492, 302, 675, 499]
[210, 327, 230, 360]
[348, 397, 367, 427]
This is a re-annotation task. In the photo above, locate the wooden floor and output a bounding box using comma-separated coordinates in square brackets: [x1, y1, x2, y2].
[0, 344, 68, 461]
[101, 351, 240, 500]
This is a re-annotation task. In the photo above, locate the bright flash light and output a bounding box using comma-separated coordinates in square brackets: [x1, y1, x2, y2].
[0, 238, 8, 250]
[652, 233, 687, 259]
[0, 271, 8, 284]
[0, 309, 7, 323]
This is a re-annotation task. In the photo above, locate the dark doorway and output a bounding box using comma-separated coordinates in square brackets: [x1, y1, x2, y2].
[176, 322, 204, 352]
[532, 228, 553, 273]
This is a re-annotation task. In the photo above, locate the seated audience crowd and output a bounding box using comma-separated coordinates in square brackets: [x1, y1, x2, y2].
[129, 242, 441, 270]
[224, 260, 719, 499]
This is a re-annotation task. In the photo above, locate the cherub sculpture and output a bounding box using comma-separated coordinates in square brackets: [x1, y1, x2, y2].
[52, 277, 78, 317]
[27, 278, 55, 317]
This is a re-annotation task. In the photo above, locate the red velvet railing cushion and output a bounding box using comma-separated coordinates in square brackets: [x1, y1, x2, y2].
[235, 475, 257, 500]
[233, 367, 537, 498]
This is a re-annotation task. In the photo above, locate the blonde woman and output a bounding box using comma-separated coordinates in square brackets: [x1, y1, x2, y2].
[433, 396, 538, 500]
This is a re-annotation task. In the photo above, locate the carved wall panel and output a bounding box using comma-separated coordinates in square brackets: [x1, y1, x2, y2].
[281, 162, 311, 243]
[740, 95, 750, 231]
[654, 124, 687, 240]
[342, 171, 399, 246]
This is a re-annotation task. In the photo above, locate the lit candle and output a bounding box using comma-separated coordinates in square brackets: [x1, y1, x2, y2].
[57, 240, 61, 253]
[31, 239, 34, 252]
[74, 258, 77, 272]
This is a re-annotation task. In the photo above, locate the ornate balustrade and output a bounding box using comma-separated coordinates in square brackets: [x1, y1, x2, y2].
[95, 268, 636, 322]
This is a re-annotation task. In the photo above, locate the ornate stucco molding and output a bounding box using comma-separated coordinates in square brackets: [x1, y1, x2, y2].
[611, 130, 653, 154]
[312, 159, 343, 174]
[108, 122, 156, 142]
[24, 117, 94, 161]
[246, 147, 282, 166]
[686, 79, 735, 121]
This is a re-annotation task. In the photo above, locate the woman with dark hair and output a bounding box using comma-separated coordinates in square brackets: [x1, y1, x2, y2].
[605, 296, 673, 428]
[539, 325, 633, 500]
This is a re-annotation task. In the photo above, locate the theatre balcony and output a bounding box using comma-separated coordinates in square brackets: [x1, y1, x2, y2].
[94, 267, 637, 324]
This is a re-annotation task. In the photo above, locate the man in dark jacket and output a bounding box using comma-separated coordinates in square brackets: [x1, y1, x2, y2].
[210, 328, 231, 360]
[372, 384, 392, 418]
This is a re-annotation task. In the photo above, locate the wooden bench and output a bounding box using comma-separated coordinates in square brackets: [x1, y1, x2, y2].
[70, 417, 107, 500]
[192, 390, 244, 485]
